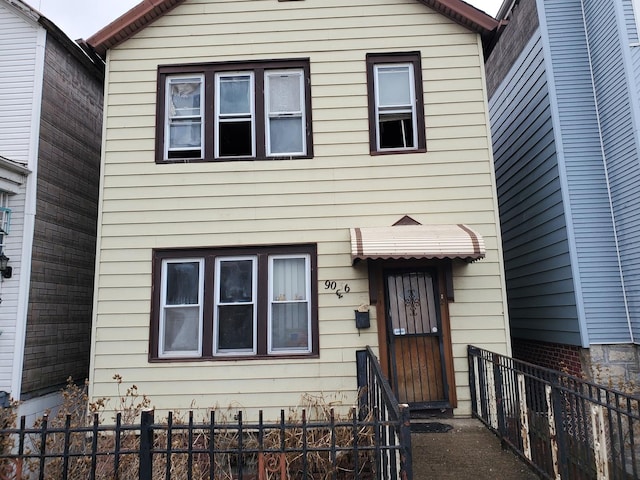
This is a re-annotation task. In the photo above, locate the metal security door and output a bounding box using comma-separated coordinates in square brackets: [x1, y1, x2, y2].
[385, 270, 448, 407]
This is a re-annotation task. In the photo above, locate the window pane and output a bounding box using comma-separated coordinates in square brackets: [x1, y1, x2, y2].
[219, 121, 253, 157]
[269, 117, 303, 154]
[166, 262, 200, 305]
[268, 74, 301, 112]
[218, 305, 254, 350]
[164, 307, 200, 352]
[170, 80, 201, 117]
[219, 260, 253, 302]
[169, 120, 202, 149]
[219, 76, 251, 114]
[272, 257, 306, 301]
[379, 113, 414, 149]
[271, 303, 309, 350]
[377, 66, 411, 107]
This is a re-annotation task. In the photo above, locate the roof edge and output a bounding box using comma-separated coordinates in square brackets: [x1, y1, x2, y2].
[417, 0, 499, 33]
[86, 0, 186, 58]
[85, 0, 499, 60]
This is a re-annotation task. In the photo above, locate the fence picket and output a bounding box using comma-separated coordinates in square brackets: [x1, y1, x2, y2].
[517, 373, 531, 461]
[469, 345, 640, 480]
[590, 405, 608, 480]
[1, 347, 411, 480]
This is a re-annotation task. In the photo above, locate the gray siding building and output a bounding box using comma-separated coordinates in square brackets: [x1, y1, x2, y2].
[486, 0, 640, 388]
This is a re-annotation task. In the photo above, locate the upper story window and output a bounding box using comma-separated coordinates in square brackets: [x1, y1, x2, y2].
[156, 59, 313, 163]
[151, 244, 318, 361]
[366, 52, 426, 154]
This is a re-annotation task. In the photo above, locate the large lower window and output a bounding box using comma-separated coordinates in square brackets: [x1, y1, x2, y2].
[156, 59, 313, 162]
[151, 245, 318, 360]
[366, 52, 426, 154]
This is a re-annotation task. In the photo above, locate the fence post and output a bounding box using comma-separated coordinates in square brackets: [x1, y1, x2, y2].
[399, 403, 412, 480]
[139, 410, 154, 480]
[467, 346, 478, 417]
[356, 350, 368, 418]
[549, 377, 569, 480]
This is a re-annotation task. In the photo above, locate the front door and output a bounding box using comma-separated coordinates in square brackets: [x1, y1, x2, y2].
[385, 270, 449, 408]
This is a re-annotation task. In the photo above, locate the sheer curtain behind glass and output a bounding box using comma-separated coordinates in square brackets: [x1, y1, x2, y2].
[270, 256, 309, 351]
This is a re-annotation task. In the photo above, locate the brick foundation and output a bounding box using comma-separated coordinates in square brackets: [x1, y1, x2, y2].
[511, 339, 640, 395]
[511, 338, 584, 377]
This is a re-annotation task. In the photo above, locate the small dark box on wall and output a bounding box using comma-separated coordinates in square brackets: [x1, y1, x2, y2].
[355, 310, 370, 329]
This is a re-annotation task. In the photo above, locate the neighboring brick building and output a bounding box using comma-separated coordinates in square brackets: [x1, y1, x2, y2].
[0, 0, 103, 420]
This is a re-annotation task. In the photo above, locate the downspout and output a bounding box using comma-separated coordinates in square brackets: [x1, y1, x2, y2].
[11, 26, 46, 401]
[578, 0, 634, 343]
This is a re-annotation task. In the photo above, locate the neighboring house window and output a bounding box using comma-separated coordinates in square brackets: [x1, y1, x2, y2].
[156, 59, 313, 162]
[0, 193, 10, 254]
[151, 245, 318, 360]
[366, 52, 426, 154]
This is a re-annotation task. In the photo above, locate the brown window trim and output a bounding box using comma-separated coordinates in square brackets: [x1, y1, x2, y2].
[149, 244, 319, 362]
[155, 58, 314, 164]
[365, 52, 426, 155]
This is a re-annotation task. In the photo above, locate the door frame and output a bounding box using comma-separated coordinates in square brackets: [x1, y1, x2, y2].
[367, 258, 457, 409]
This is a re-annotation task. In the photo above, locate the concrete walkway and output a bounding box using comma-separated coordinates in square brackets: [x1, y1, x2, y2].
[411, 418, 540, 479]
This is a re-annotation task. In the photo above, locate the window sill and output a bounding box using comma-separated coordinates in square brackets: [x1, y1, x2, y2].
[370, 147, 427, 156]
[156, 155, 313, 164]
[149, 353, 319, 363]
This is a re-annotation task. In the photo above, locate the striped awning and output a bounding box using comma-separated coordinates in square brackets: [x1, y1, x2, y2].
[350, 224, 486, 263]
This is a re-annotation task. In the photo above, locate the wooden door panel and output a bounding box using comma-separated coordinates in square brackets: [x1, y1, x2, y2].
[394, 335, 444, 403]
[386, 270, 447, 406]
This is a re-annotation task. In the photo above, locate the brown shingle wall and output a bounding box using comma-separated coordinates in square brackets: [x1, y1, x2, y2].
[21, 34, 103, 398]
[485, 0, 540, 99]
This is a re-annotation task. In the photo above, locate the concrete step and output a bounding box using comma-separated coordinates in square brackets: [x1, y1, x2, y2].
[411, 418, 541, 479]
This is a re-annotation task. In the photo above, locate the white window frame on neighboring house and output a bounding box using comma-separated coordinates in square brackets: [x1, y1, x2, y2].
[0, 192, 11, 254]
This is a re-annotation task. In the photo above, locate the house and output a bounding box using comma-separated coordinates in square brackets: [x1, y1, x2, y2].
[84, 0, 509, 419]
[486, 0, 640, 389]
[0, 0, 103, 420]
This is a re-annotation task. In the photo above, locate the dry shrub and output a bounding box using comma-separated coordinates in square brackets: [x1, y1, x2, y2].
[25, 375, 151, 479]
[275, 392, 375, 479]
[0, 399, 19, 479]
[6, 380, 376, 480]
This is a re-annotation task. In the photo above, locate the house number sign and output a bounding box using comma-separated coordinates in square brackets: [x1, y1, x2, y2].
[324, 280, 350, 299]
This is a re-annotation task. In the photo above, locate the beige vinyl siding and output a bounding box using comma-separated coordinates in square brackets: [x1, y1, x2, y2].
[90, 0, 509, 418]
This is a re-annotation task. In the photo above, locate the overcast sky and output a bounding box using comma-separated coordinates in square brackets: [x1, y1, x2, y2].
[22, 0, 504, 41]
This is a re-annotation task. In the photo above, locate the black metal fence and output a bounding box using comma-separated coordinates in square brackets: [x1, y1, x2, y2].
[1, 349, 411, 480]
[356, 346, 412, 480]
[468, 345, 640, 480]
